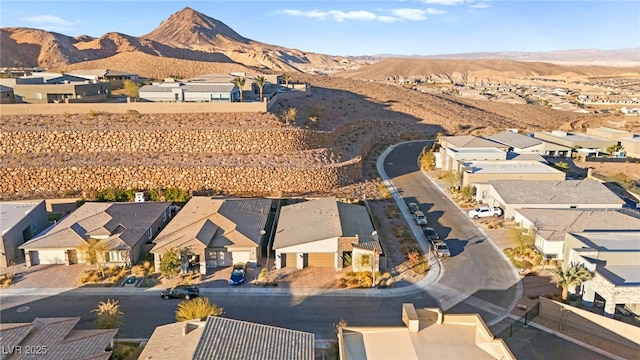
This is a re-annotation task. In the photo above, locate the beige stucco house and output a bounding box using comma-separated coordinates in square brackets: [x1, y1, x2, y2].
[151, 197, 273, 274]
[12, 74, 111, 104]
[438, 135, 508, 171]
[0, 200, 48, 268]
[586, 127, 634, 141]
[514, 208, 640, 259]
[488, 180, 625, 219]
[534, 130, 617, 156]
[461, 160, 565, 203]
[338, 303, 515, 360]
[619, 135, 640, 158]
[273, 197, 384, 270]
[564, 231, 640, 319]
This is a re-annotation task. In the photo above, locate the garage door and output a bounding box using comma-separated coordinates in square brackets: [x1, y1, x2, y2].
[215, 251, 233, 267]
[285, 253, 297, 268]
[37, 250, 66, 265]
[308, 253, 335, 267]
[232, 251, 250, 264]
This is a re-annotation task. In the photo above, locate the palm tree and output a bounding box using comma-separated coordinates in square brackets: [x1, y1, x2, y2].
[253, 75, 266, 102]
[231, 77, 246, 102]
[552, 262, 593, 301]
[282, 73, 291, 88]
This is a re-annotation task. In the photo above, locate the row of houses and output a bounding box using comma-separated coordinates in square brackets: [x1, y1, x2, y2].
[0, 196, 383, 276]
[436, 131, 640, 319]
[0, 69, 284, 104]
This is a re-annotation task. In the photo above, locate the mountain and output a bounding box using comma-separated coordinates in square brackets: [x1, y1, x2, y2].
[0, 7, 355, 75]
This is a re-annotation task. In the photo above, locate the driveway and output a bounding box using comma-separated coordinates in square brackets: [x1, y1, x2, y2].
[4, 263, 92, 289]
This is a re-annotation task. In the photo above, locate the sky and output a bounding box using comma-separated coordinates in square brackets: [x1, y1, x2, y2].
[0, 0, 638, 56]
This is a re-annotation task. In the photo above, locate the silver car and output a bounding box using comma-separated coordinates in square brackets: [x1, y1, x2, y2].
[414, 211, 428, 226]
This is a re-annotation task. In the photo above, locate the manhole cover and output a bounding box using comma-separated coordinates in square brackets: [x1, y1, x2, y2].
[17, 306, 30, 313]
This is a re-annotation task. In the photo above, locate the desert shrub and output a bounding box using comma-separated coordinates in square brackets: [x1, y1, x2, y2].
[1, 273, 15, 288]
[88, 109, 102, 118]
[126, 109, 140, 117]
[420, 151, 436, 171]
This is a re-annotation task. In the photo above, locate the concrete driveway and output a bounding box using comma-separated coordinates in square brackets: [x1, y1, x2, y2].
[4, 263, 92, 289]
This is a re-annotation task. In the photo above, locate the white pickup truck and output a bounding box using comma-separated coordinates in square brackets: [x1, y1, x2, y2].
[468, 206, 503, 219]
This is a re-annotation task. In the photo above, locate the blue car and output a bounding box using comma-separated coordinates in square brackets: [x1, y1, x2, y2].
[229, 263, 247, 285]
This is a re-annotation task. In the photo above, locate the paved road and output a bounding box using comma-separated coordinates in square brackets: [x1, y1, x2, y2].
[382, 141, 521, 321]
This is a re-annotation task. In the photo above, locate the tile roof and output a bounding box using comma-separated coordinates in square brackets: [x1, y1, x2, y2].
[488, 131, 542, 149]
[0, 317, 116, 360]
[193, 317, 314, 360]
[352, 240, 384, 253]
[516, 208, 640, 241]
[490, 180, 625, 205]
[20, 202, 171, 250]
[137, 321, 206, 360]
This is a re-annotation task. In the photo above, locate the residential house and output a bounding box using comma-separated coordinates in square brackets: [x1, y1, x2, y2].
[66, 69, 139, 88]
[514, 208, 640, 259]
[621, 106, 640, 115]
[338, 303, 515, 360]
[438, 136, 508, 171]
[151, 197, 273, 274]
[0, 84, 15, 103]
[11, 74, 111, 104]
[533, 130, 617, 157]
[460, 160, 565, 203]
[564, 231, 640, 318]
[440, 147, 507, 172]
[138, 80, 240, 102]
[20, 202, 172, 267]
[0, 317, 117, 360]
[488, 180, 625, 219]
[0, 200, 49, 268]
[619, 135, 640, 159]
[488, 130, 572, 156]
[586, 127, 634, 141]
[273, 197, 384, 270]
[139, 316, 314, 360]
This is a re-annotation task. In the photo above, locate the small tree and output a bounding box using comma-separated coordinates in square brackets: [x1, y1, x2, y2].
[81, 238, 109, 277]
[407, 249, 422, 267]
[510, 226, 535, 256]
[441, 170, 459, 190]
[175, 297, 224, 322]
[254, 75, 266, 102]
[552, 262, 593, 301]
[231, 77, 246, 102]
[159, 248, 182, 279]
[282, 73, 291, 88]
[281, 107, 298, 125]
[93, 299, 123, 329]
[123, 80, 140, 98]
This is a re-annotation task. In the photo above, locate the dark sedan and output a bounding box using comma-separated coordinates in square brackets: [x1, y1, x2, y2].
[423, 227, 440, 242]
[161, 285, 199, 300]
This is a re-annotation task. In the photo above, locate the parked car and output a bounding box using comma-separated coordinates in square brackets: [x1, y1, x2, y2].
[408, 202, 420, 214]
[161, 285, 199, 300]
[229, 262, 247, 285]
[423, 227, 440, 242]
[468, 206, 503, 219]
[414, 211, 428, 226]
[432, 241, 450, 258]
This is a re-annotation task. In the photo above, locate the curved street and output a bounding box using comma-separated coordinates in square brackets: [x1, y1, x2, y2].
[0, 140, 522, 339]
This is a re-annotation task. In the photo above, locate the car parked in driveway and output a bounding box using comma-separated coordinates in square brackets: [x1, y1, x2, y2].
[468, 206, 503, 219]
[414, 211, 428, 226]
[161, 285, 199, 300]
[408, 202, 420, 214]
[229, 263, 247, 285]
[432, 241, 450, 258]
[423, 227, 440, 241]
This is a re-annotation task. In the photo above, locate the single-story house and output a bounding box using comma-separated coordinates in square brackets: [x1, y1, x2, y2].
[0, 317, 117, 360]
[273, 197, 384, 270]
[620, 135, 640, 158]
[440, 147, 507, 172]
[139, 80, 240, 102]
[0, 200, 49, 268]
[151, 197, 273, 274]
[20, 202, 172, 267]
[139, 316, 314, 360]
[66, 69, 139, 87]
[460, 160, 565, 203]
[533, 131, 617, 156]
[487, 130, 545, 153]
[488, 180, 625, 219]
[514, 208, 640, 259]
[438, 136, 509, 171]
[12, 74, 111, 104]
[564, 231, 640, 318]
[339, 303, 515, 360]
[586, 127, 634, 141]
[0, 84, 15, 103]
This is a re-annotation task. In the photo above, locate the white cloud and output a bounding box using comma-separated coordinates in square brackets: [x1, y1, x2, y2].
[21, 14, 74, 27]
[391, 8, 427, 21]
[327, 10, 377, 22]
[280, 9, 328, 20]
[426, 8, 446, 15]
[377, 16, 399, 23]
[421, 0, 465, 5]
[470, 2, 490, 9]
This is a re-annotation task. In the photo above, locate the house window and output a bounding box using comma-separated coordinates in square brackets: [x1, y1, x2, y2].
[482, 191, 487, 199]
[361, 254, 371, 267]
[148, 228, 153, 240]
[35, 93, 42, 100]
[105, 251, 122, 262]
[31, 222, 38, 233]
[163, 211, 167, 222]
